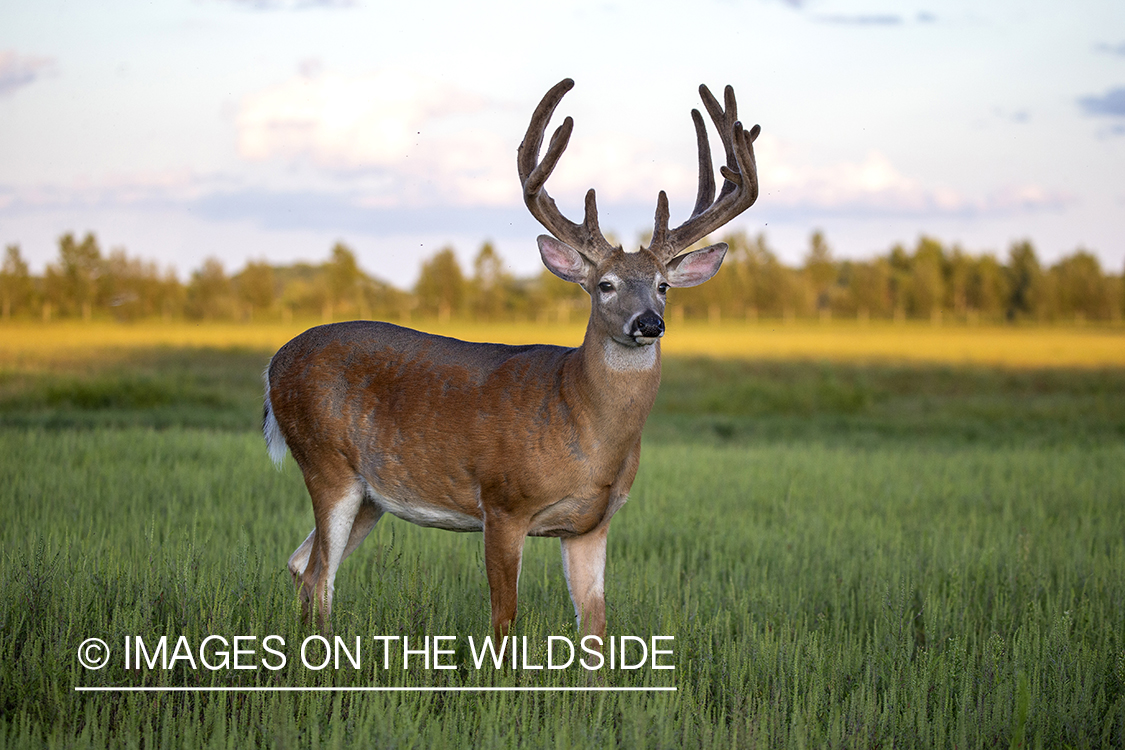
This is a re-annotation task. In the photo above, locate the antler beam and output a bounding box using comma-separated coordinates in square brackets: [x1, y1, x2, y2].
[517, 79, 618, 263]
[649, 84, 760, 263]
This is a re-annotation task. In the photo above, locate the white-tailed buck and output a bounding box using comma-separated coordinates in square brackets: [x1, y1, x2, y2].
[264, 78, 759, 642]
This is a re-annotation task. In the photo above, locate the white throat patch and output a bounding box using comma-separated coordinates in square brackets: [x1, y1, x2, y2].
[602, 338, 658, 372]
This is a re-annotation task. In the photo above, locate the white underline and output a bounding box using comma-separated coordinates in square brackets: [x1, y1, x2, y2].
[75, 686, 675, 693]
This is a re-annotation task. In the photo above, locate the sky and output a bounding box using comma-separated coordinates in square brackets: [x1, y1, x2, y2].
[1, 0, 1123, 288]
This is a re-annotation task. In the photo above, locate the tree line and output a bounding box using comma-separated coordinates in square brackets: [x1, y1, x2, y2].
[1, 230, 1122, 325]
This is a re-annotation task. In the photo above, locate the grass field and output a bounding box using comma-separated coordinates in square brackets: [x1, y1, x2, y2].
[1, 321, 1123, 748]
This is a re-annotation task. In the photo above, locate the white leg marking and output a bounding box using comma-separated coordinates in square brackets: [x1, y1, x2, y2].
[288, 529, 316, 578]
[341, 503, 383, 563]
[561, 533, 607, 632]
[320, 483, 364, 611]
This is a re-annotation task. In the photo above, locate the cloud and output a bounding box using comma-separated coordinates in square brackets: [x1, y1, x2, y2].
[754, 135, 1070, 218]
[1095, 42, 1125, 56]
[231, 64, 1073, 223]
[0, 50, 56, 96]
[814, 14, 903, 25]
[0, 171, 237, 212]
[1078, 87, 1125, 117]
[1, 84, 1072, 241]
[190, 189, 539, 237]
[235, 66, 759, 213]
[219, 0, 356, 10]
[531, 132, 700, 209]
[993, 107, 1030, 124]
[235, 69, 521, 206]
[1, 131, 1072, 240]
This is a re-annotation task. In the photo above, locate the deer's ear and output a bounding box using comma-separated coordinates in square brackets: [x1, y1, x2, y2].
[665, 243, 727, 287]
[538, 235, 590, 284]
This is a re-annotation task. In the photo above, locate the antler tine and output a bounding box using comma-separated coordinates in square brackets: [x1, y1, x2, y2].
[651, 190, 670, 251]
[517, 79, 616, 262]
[652, 84, 761, 262]
[699, 84, 740, 202]
[689, 109, 716, 219]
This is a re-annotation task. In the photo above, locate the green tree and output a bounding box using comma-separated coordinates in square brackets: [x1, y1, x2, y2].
[1, 245, 34, 319]
[848, 259, 892, 319]
[101, 247, 163, 321]
[158, 266, 185, 320]
[804, 230, 836, 313]
[742, 233, 794, 318]
[47, 232, 103, 319]
[1050, 250, 1108, 321]
[968, 255, 1008, 321]
[186, 258, 232, 320]
[1120, 256, 1125, 321]
[1006, 240, 1042, 321]
[534, 264, 587, 325]
[886, 243, 912, 319]
[235, 260, 276, 320]
[326, 242, 362, 316]
[415, 247, 465, 322]
[470, 242, 510, 321]
[713, 231, 755, 317]
[909, 236, 945, 318]
[947, 246, 972, 317]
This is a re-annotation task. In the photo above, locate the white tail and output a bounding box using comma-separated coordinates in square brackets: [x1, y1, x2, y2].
[265, 79, 760, 642]
[261, 368, 288, 467]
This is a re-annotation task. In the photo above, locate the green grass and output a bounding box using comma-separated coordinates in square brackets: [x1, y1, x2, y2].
[1, 348, 1123, 747]
[0, 347, 270, 430]
[653, 357, 1125, 446]
[4, 347, 1125, 445]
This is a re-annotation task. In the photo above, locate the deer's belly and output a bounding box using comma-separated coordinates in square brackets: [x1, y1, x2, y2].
[363, 482, 483, 532]
[527, 493, 625, 538]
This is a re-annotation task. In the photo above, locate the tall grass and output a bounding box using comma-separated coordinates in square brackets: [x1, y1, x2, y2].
[2, 427, 1122, 747]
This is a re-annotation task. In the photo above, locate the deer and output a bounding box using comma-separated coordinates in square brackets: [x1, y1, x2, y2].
[263, 78, 760, 644]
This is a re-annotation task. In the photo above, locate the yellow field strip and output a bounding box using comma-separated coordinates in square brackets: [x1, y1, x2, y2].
[1, 320, 1123, 368]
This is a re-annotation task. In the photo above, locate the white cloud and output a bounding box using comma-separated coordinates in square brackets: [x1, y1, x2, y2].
[538, 132, 697, 206]
[233, 68, 746, 211]
[230, 67, 1073, 221]
[0, 171, 236, 211]
[218, 0, 356, 9]
[754, 134, 1069, 216]
[236, 69, 523, 206]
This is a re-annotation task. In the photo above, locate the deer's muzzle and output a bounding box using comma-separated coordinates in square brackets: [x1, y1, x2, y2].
[631, 312, 665, 342]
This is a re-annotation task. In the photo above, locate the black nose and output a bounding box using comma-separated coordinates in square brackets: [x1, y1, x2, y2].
[633, 313, 665, 338]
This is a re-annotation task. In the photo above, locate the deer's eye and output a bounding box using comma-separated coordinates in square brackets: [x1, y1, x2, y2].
[598, 281, 614, 292]
[657, 282, 669, 294]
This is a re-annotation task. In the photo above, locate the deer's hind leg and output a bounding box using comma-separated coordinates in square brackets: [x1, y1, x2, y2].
[295, 468, 380, 629]
[288, 502, 382, 586]
[288, 529, 317, 586]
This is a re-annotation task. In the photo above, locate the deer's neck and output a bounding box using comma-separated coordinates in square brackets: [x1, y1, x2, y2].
[567, 322, 662, 433]
[599, 336, 658, 373]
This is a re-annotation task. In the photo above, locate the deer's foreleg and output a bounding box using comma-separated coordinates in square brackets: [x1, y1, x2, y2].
[483, 512, 527, 642]
[560, 523, 609, 643]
